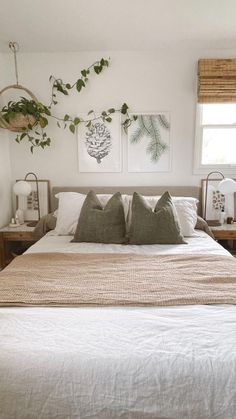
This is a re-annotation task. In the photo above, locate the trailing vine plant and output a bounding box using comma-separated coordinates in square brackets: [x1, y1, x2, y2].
[1, 58, 137, 153]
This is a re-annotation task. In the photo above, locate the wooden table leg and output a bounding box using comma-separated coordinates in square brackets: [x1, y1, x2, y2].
[0, 233, 6, 270]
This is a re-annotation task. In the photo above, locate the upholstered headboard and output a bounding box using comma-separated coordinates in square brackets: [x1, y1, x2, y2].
[51, 186, 202, 215]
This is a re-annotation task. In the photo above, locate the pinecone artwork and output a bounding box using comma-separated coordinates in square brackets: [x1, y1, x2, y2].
[85, 122, 112, 164]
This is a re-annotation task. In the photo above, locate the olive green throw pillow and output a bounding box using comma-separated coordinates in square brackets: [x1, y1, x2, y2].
[72, 191, 127, 244]
[129, 191, 186, 245]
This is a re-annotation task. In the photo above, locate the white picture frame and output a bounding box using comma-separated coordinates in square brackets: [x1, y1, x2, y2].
[78, 113, 121, 173]
[127, 112, 171, 173]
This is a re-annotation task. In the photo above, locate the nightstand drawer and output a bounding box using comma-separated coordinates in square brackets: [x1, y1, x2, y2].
[3, 232, 35, 241]
[213, 230, 236, 240]
[223, 231, 236, 237]
[0, 225, 37, 270]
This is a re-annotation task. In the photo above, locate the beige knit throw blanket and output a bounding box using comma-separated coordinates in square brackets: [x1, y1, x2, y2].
[0, 252, 236, 307]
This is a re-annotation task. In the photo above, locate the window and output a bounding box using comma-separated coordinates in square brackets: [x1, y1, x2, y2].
[195, 58, 236, 174]
[194, 103, 236, 172]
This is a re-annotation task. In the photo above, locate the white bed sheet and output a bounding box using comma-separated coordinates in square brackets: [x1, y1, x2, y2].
[26, 229, 230, 257]
[0, 231, 235, 419]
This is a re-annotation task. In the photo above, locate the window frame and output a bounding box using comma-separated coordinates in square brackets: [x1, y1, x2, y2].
[194, 103, 236, 175]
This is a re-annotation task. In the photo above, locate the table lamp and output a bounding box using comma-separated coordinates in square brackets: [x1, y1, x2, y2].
[13, 172, 40, 227]
[203, 171, 236, 224]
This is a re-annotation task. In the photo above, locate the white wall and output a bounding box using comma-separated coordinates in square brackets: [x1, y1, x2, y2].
[3, 48, 236, 188]
[0, 54, 12, 227]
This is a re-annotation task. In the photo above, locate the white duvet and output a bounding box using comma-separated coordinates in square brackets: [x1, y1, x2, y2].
[0, 231, 236, 419]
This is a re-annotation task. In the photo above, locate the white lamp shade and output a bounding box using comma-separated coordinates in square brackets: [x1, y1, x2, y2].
[13, 180, 32, 196]
[218, 178, 236, 194]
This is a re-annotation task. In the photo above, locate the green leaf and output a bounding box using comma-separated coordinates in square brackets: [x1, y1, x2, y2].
[64, 114, 70, 121]
[55, 84, 63, 93]
[94, 65, 101, 74]
[43, 107, 51, 116]
[86, 121, 91, 128]
[74, 117, 80, 125]
[76, 79, 85, 92]
[66, 83, 71, 89]
[69, 124, 75, 134]
[55, 82, 68, 95]
[108, 108, 115, 114]
[121, 103, 129, 114]
[81, 69, 87, 77]
[20, 133, 27, 140]
[106, 117, 112, 123]
[39, 117, 48, 128]
[123, 118, 133, 134]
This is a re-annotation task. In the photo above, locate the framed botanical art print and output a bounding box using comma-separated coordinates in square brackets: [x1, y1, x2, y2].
[127, 113, 171, 172]
[201, 178, 236, 222]
[78, 114, 121, 172]
[16, 179, 50, 222]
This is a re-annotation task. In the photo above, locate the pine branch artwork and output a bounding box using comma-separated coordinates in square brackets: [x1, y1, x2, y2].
[129, 114, 170, 162]
[85, 122, 111, 164]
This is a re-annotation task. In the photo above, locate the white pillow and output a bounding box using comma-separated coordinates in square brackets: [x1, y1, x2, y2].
[143, 196, 198, 237]
[173, 201, 198, 236]
[55, 192, 86, 235]
[55, 192, 130, 235]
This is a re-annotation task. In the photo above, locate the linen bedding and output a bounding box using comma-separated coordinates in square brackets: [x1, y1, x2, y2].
[0, 232, 236, 418]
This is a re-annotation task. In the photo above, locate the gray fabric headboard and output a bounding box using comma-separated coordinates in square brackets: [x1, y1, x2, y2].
[51, 186, 202, 215]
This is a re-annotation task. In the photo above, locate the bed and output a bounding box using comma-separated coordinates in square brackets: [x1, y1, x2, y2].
[0, 186, 236, 419]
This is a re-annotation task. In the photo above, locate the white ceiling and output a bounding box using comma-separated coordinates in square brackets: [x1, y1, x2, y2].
[0, 0, 236, 52]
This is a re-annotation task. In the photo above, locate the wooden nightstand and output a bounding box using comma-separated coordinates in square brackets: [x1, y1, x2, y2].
[0, 224, 36, 270]
[211, 224, 236, 255]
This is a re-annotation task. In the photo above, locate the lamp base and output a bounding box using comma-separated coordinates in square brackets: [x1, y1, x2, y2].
[26, 221, 38, 227]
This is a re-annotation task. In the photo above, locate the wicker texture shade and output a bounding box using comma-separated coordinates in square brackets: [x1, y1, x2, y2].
[198, 59, 236, 103]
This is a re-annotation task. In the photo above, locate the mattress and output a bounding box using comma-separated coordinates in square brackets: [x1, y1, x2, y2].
[0, 231, 235, 418]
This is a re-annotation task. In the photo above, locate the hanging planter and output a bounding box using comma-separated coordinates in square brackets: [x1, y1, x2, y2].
[0, 84, 38, 132]
[0, 42, 136, 152]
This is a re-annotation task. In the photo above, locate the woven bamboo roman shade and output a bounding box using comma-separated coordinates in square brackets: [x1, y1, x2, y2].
[198, 59, 236, 103]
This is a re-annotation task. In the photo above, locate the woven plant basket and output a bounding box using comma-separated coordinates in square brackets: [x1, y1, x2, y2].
[0, 84, 38, 132]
